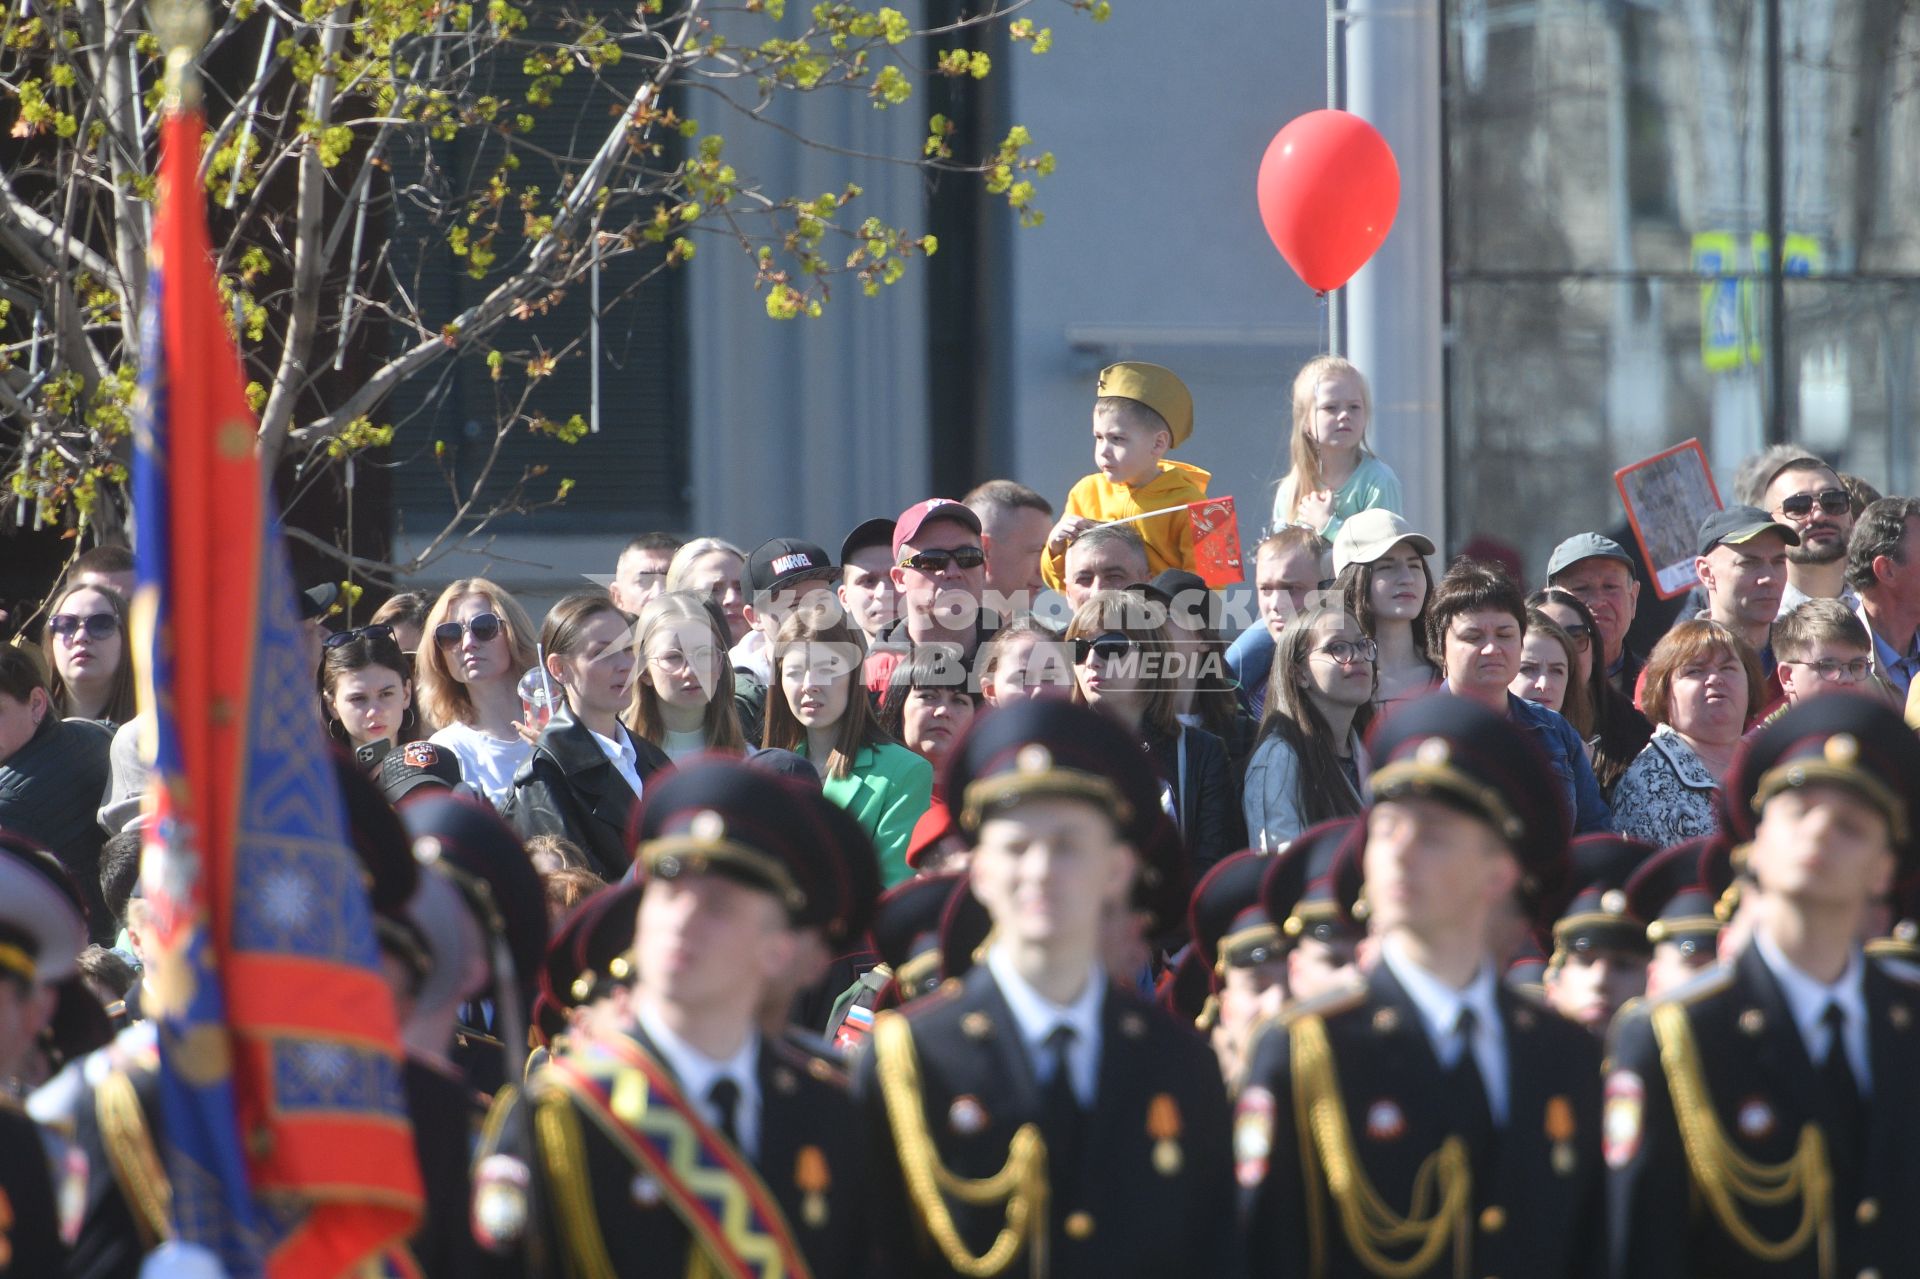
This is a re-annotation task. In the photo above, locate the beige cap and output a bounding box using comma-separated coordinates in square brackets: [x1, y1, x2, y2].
[1096, 362, 1193, 447]
[1331, 509, 1435, 578]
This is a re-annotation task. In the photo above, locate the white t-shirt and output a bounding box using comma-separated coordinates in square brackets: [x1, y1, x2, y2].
[661, 727, 708, 762]
[429, 721, 534, 808]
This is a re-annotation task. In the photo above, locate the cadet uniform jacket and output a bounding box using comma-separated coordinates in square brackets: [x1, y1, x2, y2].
[1240, 963, 1605, 1278]
[477, 1022, 871, 1278]
[1605, 946, 1920, 1278]
[855, 964, 1238, 1279]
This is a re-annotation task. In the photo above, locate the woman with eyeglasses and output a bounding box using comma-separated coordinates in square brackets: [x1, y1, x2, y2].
[763, 604, 930, 887]
[38, 582, 136, 727]
[417, 578, 540, 808]
[1066, 590, 1244, 879]
[1329, 510, 1441, 716]
[507, 592, 671, 880]
[1243, 606, 1376, 848]
[321, 628, 420, 753]
[625, 591, 746, 761]
[1528, 586, 1654, 800]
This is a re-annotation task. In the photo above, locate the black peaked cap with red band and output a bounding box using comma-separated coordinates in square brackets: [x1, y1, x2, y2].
[1259, 817, 1366, 952]
[1721, 692, 1920, 867]
[942, 699, 1161, 848]
[1625, 836, 1727, 954]
[1364, 693, 1571, 901]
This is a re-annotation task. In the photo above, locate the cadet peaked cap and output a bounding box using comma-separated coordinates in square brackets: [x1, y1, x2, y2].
[942, 698, 1161, 846]
[1364, 693, 1571, 893]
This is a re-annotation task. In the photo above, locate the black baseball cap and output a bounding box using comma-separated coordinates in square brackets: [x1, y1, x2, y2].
[745, 538, 836, 596]
[1695, 505, 1800, 557]
[839, 517, 897, 566]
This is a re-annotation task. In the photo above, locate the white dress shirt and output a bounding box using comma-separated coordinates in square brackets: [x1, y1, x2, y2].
[636, 1003, 763, 1156]
[1751, 930, 1872, 1096]
[587, 723, 646, 802]
[986, 944, 1105, 1107]
[1378, 934, 1509, 1124]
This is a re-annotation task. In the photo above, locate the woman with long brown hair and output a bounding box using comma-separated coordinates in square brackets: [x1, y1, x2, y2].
[38, 581, 137, 727]
[507, 592, 670, 879]
[1243, 605, 1376, 847]
[625, 591, 745, 760]
[1067, 589, 1243, 878]
[763, 604, 929, 886]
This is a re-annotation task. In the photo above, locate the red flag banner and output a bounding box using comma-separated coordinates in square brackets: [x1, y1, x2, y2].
[1189, 497, 1244, 587]
[134, 92, 422, 1277]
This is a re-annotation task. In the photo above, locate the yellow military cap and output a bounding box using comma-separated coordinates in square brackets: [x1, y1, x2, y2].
[1096, 361, 1193, 448]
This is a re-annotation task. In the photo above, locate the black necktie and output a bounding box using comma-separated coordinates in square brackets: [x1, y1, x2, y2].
[1448, 1007, 1497, 1167]
[1041, 1025, 1082, 1201]
[708, 1076, 743, 1148]
[1819, 1003, 1864, 1171]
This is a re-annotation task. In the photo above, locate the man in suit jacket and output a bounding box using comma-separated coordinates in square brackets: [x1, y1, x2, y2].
[857, 699, 1236, 1279]
[1239, 693, 1606, 1278]
[475, 758, 871, 1278]
[1607, 694, 1920, 1278]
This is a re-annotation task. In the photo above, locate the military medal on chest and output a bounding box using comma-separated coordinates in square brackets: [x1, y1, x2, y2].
[1148, 1093, 1183, 1176]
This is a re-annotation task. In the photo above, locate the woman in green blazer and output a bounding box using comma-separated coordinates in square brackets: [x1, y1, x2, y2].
[764, 607, 932, 886]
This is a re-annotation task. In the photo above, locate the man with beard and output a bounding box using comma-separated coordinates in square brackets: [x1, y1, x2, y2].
[1758, 454, 1859, 616]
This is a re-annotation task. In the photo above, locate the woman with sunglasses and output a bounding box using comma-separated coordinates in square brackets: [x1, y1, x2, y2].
[417, 579, 540, 808]
[1529, 586, 1653, 800]
[1243, 605, 1375, 848]
[38, 582, 136, 727]
[1329, 510, 1441, 716]
[507, 592, 671, 880]
[625, 591, 746, 760]
[763, 604, 930, 887]
[1067, 590, 1244, 879]
[321, 628, 420, 753]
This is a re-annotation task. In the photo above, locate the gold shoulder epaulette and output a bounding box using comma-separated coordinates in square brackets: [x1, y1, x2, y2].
[1278, 971, 1369, 1027]
[1652, 962, 1735, 1009]
[1869, 953, 1920, 987]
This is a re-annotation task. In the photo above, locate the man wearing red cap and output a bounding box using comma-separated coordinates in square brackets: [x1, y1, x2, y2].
[865, 499, 1000, 696]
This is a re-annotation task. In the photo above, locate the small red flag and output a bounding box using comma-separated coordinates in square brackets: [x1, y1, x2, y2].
[1189, 497, 1244, 587]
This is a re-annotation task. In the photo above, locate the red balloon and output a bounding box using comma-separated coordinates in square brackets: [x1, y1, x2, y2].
[1256, 110, 1400, 294]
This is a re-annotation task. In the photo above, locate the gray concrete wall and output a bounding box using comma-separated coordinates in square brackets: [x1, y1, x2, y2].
[993, 1, 1328, 539]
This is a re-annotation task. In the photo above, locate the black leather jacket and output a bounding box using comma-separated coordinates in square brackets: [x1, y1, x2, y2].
[502, 706, 670, 880]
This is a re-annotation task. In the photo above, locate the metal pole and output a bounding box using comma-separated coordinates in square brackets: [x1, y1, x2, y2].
[1326, 0, 1344, 357]
[1764, 0, 1787, 444]
[1344, 0, 1446, 549]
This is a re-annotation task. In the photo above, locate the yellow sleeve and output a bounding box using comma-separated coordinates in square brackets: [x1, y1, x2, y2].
[1041, 476, 1103, 592]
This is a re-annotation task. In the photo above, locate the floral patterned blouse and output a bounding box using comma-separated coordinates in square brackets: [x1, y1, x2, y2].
[1610, 724, 1720, 849]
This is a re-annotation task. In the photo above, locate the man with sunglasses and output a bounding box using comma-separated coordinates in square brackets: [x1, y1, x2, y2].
[1759, 454, 1860, 617]
[865, 499, 1000, 696]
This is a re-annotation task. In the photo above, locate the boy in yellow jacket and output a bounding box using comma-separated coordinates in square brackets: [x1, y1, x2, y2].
[1041, 361, 1210, 592]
